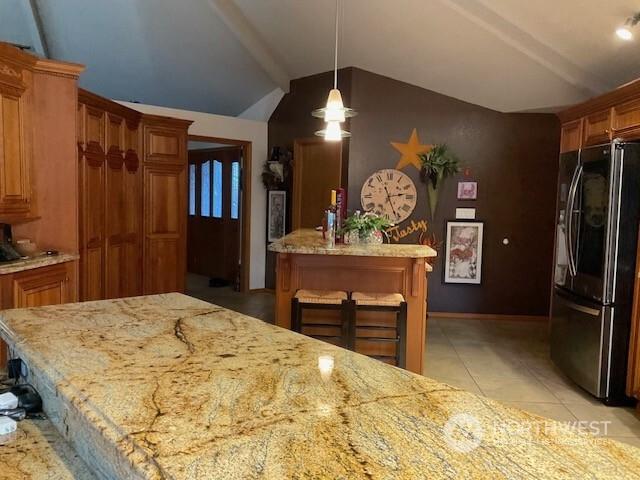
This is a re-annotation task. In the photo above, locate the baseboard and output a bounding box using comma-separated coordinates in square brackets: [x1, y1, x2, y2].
[427, 311, 549, 322]
[249, 288, 275, 294]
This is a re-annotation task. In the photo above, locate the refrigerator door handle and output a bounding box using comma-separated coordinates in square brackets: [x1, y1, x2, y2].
[566, 164, 582, 277]
[560, 298, 600, 316]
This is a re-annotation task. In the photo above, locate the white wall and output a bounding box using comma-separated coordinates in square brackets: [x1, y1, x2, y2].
[118, 101, 267, 290]
[238, 88, 285, 122]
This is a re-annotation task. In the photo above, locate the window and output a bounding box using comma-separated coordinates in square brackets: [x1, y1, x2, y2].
[188, 164, 196, 216]
[213, 160, 223, 218]
[231, 161, 240, 219]
[201, 160, 211, 217]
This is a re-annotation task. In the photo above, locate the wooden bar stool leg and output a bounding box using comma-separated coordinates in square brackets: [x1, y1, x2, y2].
[291, 298, 301, 333]
[398, 301, 408, 368]
[342, 300, 356, 352]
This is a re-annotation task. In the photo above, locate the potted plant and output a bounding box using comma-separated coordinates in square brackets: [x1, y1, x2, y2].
[341, 211, 392, 244]
[418, 144, 460, 218]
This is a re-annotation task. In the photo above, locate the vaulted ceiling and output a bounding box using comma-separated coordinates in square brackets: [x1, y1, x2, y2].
[1, 0, 639, 115]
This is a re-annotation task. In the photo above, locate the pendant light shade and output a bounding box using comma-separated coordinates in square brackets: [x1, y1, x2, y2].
[315, 120, 351, 142]
[312, 0, 355, 140]
[312, 88, 357, 123]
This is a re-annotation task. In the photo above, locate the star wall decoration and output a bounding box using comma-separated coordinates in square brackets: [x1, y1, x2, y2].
[391, 128, 433, 171]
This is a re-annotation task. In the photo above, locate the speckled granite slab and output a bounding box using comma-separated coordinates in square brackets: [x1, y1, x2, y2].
[269, 229, 437, 258]
[1, 293, 639, 479]
[0, 418, 94, 480]
[0, 253, 78, 275]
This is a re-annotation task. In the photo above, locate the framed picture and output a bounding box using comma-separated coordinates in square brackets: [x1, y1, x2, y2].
[268, 190, 286, 242]
[457, 181, 478, 200]
[444, 221, 484, 284]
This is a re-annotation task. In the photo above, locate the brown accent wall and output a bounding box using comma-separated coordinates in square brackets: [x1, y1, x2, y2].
[268, 68, 560, 315]
[266, 69, 353, 288]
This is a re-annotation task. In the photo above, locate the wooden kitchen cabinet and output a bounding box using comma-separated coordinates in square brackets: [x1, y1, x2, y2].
[559, 77, 640, 150]
[582, 109, 612, 146]
[612, 98, 640, 140]
[0, 261, 76, 367]
[0, 45, 35, 222]
[559, 119, 583, 153]
[141, 116, 192, 295]
[78, 90, 143, 301]
[12, 264, 71, 308]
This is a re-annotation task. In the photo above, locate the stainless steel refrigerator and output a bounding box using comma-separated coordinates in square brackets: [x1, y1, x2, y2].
[551, 140, 640, 404]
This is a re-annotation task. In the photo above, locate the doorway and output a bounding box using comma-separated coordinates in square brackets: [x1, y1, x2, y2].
[186, 135, 251, 292]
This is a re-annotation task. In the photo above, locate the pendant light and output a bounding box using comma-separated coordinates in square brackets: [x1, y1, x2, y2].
[313, 0, 356, 141]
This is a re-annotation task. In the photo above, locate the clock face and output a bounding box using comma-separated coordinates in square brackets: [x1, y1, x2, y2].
[360, 169, 417, 224]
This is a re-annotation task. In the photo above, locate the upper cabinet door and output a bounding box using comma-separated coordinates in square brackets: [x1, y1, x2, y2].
[612, 98, 640, 141]
[144, 126, 186, 165]
[0, 65, 33, 220]
[560, 119, 583, 153]
[583, 108, 613, 146]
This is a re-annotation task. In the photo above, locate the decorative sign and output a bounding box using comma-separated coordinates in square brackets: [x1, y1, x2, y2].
[391, 128, 433, 171]
[386, 218, 428, 242]
[457, 181, 477, 200]
[444, 221, 484, 284]
[267, 191, 286, 242]
[455, 208, 476, 219]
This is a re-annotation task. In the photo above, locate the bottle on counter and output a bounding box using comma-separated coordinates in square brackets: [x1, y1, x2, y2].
[324, 190, 337, 248]
[335, 188, 347, 244]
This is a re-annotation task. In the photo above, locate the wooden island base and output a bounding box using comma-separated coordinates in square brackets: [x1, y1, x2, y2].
[272, 231, 435, 374]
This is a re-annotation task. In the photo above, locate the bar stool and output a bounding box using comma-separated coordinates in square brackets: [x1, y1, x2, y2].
[350, 292, 407, 368]
[291, 290, 352, 348]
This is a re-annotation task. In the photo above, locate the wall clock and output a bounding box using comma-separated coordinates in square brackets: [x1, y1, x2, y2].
[360, 169, 417, 223]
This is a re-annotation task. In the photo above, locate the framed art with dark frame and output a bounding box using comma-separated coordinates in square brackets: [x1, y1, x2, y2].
[268, 190, 286, 242]
[444, 220, 484, 284]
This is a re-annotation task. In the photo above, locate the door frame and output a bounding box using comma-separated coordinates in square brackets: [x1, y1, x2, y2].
[188, 135, 252, 293]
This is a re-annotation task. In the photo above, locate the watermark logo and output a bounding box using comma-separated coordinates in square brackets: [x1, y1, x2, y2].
[443, 412, 612, 453]
[443, 413, 484, 453]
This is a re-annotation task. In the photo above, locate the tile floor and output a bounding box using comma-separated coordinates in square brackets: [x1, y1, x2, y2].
[186, 273, 275, 323]
[426, 317, 640, 448]
[186, 274, 640, 449]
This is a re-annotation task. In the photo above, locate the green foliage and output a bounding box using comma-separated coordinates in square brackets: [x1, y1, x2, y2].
[418, 144, 460, 189]
[341, 211, 392, 238]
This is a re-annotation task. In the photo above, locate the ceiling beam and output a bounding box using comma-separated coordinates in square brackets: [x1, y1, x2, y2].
[21, 0, 50, 57]
[439, 0, 612, 99]
[208, 0, 290, 93]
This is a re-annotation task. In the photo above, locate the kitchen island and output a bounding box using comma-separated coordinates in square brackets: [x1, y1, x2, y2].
[269, 229, 436, 373]
[1, 293, 639, 479]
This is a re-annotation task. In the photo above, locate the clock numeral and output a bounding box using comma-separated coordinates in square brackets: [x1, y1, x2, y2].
[363, 193, 372, 198]
[365, 202, 375, 210]
[405, 194, 414, 200]
[403, 184, 411, 190]
[401, 204, 411, 212]
[376, 174, 383, 183]
[386, 171, 394, 181]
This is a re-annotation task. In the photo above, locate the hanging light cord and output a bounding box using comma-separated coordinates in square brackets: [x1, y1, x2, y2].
[333, 0, 339, 89]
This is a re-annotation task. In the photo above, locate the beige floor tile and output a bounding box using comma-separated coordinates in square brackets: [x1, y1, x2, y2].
[425, 342, 459, 359]
[473, 375, 559, 403]
[503, 401, 578, 423]
[430, 375, 483, 395]
[564, 403, 640, 438]
[424, 356, 472, 382]
[464, 358, 535, 382]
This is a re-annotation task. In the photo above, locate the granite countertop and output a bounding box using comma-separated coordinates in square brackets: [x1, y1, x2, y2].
[0, 418, 94, 480]
[269, 229, 437, 258]
[0, 253, 78, 275]
[1, 293, 639, 479]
